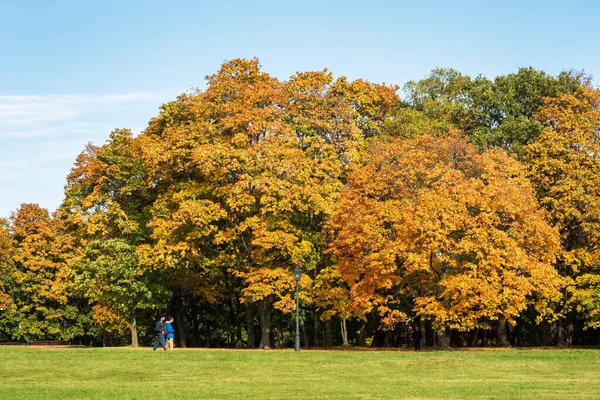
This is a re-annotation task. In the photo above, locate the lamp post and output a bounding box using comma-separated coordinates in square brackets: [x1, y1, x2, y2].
[292, 266, 303, 352]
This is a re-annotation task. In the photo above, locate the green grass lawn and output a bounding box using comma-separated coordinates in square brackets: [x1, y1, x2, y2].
[0, 347, 599, 399]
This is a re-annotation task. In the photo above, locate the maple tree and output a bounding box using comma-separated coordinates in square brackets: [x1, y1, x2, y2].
[60, 128, 161, 346]
[3, 204, 84, 341]
[136, 59, 290, 349]
[62, 128, 154, 243]
[329, 132, 561, 348]
[524, 86, 600, 345]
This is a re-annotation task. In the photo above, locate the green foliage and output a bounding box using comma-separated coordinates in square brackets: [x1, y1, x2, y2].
[383, 107, 452, 138]
[403, 67, 583, 156]
[62, 128, 154, 243]
[76, 239, 167, 330]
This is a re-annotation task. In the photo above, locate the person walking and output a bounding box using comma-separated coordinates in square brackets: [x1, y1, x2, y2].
[412, 326, 422, 351]
[165, 316, 175, 350]
[152, 315, 167, 351]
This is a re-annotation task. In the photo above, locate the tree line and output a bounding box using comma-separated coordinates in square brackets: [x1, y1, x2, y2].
[1, 59, 599, 349]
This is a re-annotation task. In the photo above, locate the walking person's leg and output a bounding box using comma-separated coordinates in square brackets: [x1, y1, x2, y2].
[152, 336, 160, 351]
[159, 333, 167, 351]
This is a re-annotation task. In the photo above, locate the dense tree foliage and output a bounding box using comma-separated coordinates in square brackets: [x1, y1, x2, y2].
[403, 67, 582, 155]
[1, 59, 598, 349]
[328, 132, 561, 348]
[1, 205, 85, 341]
[524, 87, 600, 345]
[0, 219, 15, 323]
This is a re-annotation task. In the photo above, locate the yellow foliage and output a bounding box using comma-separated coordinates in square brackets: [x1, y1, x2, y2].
[329, 131, 561, 330]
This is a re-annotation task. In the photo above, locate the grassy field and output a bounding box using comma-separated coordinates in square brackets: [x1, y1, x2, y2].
[0, 347, 599, 399]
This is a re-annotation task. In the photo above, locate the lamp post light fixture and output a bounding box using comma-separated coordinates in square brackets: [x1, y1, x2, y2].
[293, 266, 303, 352]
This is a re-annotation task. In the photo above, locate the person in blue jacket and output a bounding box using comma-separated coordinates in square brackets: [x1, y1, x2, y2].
[165, 316, 175, 350]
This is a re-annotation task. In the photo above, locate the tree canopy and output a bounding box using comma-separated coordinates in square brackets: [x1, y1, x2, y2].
[0, 59, 597, 349]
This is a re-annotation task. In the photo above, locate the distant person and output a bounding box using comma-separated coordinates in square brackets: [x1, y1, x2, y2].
[412, 326, 422, 351]
[165, 316, 175, 350]
[152, 315, 167, 351]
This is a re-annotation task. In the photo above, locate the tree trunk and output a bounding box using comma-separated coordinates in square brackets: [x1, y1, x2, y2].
[323, 319, 333, 347]
[566, 312, 574, 346]
[228, 298, 236, 347]
[382, 331, 391, 347]
[172, 290, 187, 348]
[496, 315, 510, 347]
[245, 303, 256, 348]
[275, 319, 284, 348]
[419, 320, 427, 349]
[557, 318, 566, 347]
[341, 318, 349, 346]
[557, 313, 574, 347]
[313, 314, 321, 347]
[469, 328, 479, 347]
[130, 313, 138, 348]
[358, 321, 366, 346]
[300, 319, 308, 349]
[436, 328, 450, 350]
[204, 306, 211, 348]
[235, 295, 243, 348]
[191, 300, 201, 347]
[222, 267, 241, 348]
[258, 296, 274, 349]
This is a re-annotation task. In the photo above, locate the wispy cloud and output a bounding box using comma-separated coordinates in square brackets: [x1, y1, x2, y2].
[0, 160, 32, 169]
[0, 91, 176, 218]
[0, 92, 163, 134]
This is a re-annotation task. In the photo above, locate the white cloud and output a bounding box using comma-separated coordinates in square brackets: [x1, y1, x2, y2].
[0, 93, 164, 134]
[0, 160, 32, 169]
[0, 90, 178, 218]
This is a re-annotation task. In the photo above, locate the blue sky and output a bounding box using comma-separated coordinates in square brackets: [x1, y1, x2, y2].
[1, 0, 599, 218]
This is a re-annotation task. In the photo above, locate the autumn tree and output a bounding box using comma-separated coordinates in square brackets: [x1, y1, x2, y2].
[138, 60, 333, 349]
[329, 132, 561, 349]
[62, 128, 154, 243]
[60, 128, 161, 346]
[137, 59, 400, 349]
[0, 219, 16, 340]
[283, 69, 399, 345]
[5, 204, 84, 341]
[524, 87, 600, 346]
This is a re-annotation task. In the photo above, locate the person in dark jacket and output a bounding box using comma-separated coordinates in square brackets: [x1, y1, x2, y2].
[152, 315, 167, 351]
[412, 326, 422, 351]
[165, 316, 175, 350]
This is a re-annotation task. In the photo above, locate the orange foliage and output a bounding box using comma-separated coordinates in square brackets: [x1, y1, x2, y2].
[329, 132, 561, 330]
[137, 58, 400, 316]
